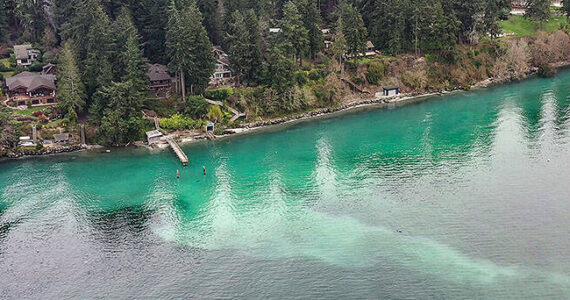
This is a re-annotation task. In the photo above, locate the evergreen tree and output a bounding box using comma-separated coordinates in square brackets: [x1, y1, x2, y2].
[268, 47, 295, 95]
[57, 40, 86, 122]
[296, 0, 324, 59]
[341, 3, 367, 58]
[331, 17, 347, 74]
[526, 0, 551, 29]
[167, 1, 215, 97]
[12, 0, 49, 41]
[110, 7, 139, 80]
[448, 0, 486, 44]
[484, 0, 511, 38]
[420, 2, 460, 52]
[0, 2, 7, 42]
[244, 9, 263, 84]
[227, 11, 250, 85]
[130, 0, 169, 64]
[83, 3, 113, 100]
[279, 1, 309, 65]
[41, 26, 57, 51]
[95, 33, 147, 145]
[198, 0, 221, 45]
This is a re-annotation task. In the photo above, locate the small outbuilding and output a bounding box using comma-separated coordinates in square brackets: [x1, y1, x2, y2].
[146, 130, 163, 145]
[206, 122, 215, 133]
[383, 86, 401, 97]
[54, 133, 70, 144]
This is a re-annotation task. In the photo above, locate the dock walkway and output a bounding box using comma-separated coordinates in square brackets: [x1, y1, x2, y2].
[166, 137, 189, 166]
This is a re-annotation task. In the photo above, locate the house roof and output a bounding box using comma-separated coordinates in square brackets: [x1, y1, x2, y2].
[14, 45, 36, 60]
[54, 133, 70, 142]
[147, 64, 171, 82]
[5, 72, 56, 91]
[366, 41, 375, 48]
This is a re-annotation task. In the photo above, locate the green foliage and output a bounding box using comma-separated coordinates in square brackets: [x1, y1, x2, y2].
[205, 88, 234, 101]
[365, 60, 385, 84]
[57, 40, 86, 120]
[500, 15, 567, 36]
[295, 71, 308, 86]
[185, 96, 209, 119]
[35, 143, 43, 151]
[206, 105, 224, 122]
[29, 62, 43, 72]
[279, 1, 309, 64]
[526, 0, 552, 29]
[167, 2, 215, 95]
[339, 3, 367, 58]
[159, 113, 203, 131]
[268, 47, 295, 94]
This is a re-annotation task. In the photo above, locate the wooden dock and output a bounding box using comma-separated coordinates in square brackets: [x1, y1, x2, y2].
[166, 137, 189, 166]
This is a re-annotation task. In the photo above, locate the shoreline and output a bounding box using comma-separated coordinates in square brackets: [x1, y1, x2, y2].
[3, 64, 569, 161]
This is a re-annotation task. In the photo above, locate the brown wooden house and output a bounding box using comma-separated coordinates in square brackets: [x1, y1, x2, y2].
[5, 72, 57, 107]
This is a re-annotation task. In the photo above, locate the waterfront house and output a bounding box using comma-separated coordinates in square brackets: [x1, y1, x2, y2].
[5, 72, 57, 107]
[210, 46, 232, 85]
[146, 130, 163, 145]
[383, 86, 401, 97]
[14, 45, 40, 67]
[147, 64, 173, 94]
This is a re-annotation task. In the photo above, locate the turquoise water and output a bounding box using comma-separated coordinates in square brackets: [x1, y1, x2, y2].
[1, 72, 570, 298]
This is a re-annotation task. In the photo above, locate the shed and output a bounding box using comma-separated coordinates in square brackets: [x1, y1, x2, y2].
[146, 130, 163, 145]
[206, 122, 215, 133]
[383, 86, 400, 97]
[54, 133, 70, 144]
[366, 41, 375, 52]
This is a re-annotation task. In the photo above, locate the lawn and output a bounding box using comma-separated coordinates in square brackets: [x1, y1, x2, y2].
[11, 106, 51, 116]
[500, 15, 569, 37]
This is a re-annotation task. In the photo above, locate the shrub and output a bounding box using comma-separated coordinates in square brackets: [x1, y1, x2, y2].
[205, 88, 234, 101]
[35, 143, 43, 151]
[29, 62, 43, 72]
[206, 105, 223, 122]
[308, 69, 322, 81]
[159, 114, 201, 131]
[366, 60, 386, 85]
[185, 96, 209, 119]
[33, 110, 44, 117]
[295, 71, 308, 86]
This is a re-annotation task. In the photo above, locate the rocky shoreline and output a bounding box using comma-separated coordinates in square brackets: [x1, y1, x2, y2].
[2, 145, 87, 159]
[4, 64, 569, 160]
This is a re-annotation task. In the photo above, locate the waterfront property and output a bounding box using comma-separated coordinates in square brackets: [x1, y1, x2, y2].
[5, 72, 57, 107]
[383, 86, 401, 97]
[14, 44, 40, 67]
[210, 46, 233, 86]
[147, 64, 173, 96]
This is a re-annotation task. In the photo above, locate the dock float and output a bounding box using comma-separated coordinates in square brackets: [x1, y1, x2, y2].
[166, 137, 189, 166]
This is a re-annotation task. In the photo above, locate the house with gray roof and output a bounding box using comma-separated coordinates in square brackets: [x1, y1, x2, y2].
[147, 64, 174, 95]
[5, 72, 57, 107]
[14, 45, 40, 67]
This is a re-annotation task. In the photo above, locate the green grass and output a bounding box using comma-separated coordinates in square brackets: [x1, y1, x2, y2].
[11, 106, 50, 116]
[500, 15, 568, 37]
